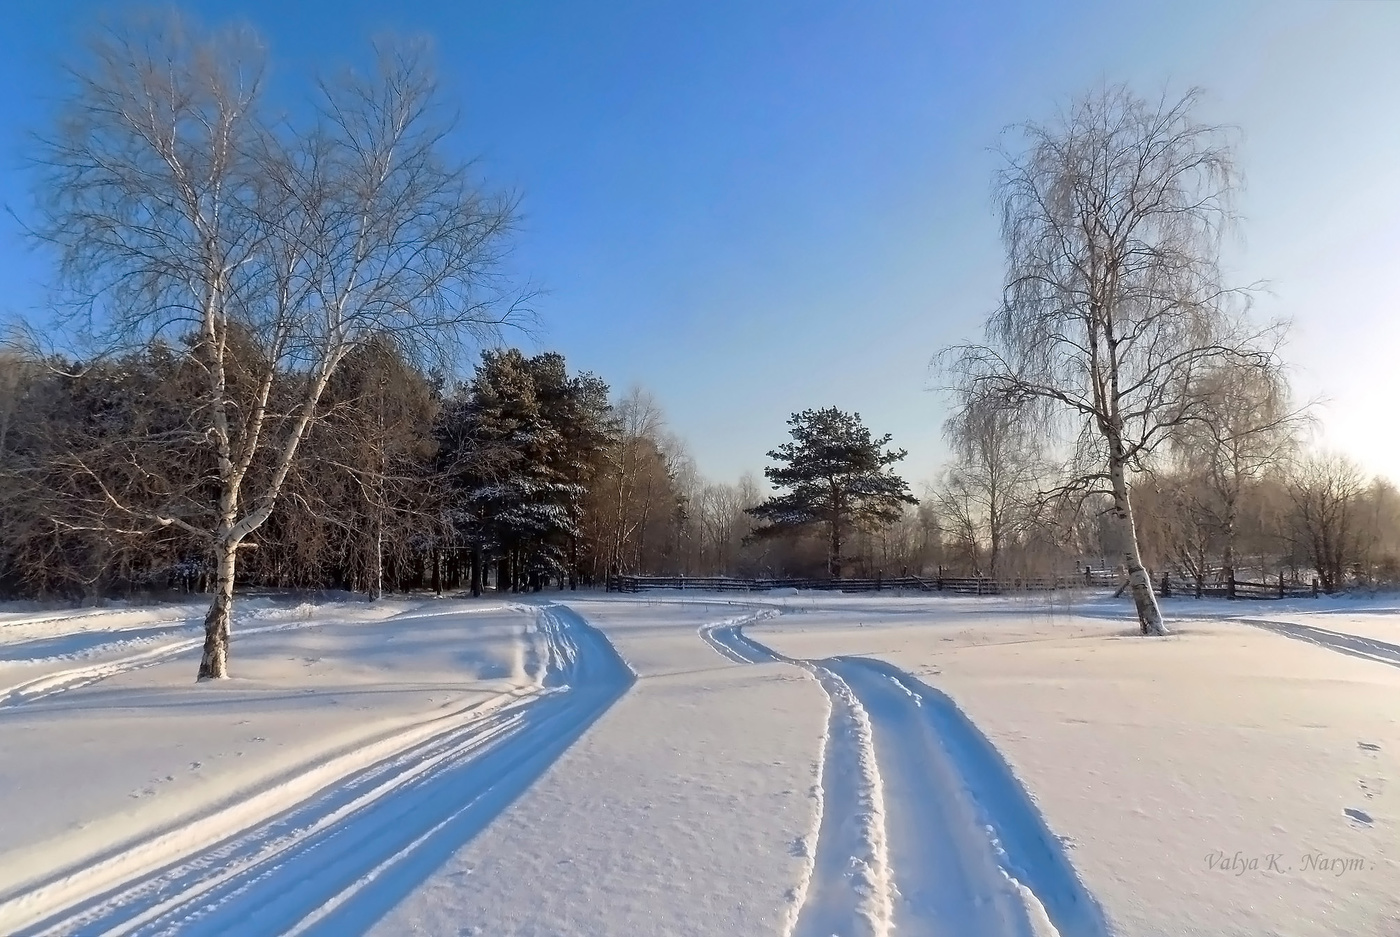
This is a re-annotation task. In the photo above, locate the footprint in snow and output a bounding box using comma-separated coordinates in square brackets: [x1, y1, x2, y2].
[1359, 778, 1385, 799]
[1344, 808, 1373, 826]
[1358, 741, 1381, 752]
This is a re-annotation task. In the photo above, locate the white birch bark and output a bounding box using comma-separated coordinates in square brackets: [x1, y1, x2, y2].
[1108, 453, 1165, 634]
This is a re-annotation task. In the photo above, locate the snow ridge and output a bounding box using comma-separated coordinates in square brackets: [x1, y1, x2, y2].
[0, 603, 634, 937]
[781, 683, 828, 937]
[795, 667, 895, 937]
[702, 612, 1110, 937]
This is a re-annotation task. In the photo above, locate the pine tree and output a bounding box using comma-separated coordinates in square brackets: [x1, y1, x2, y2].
[526, 354, 617, 588]
[747, 408, 917, 578]
[440, 350, 600, 593]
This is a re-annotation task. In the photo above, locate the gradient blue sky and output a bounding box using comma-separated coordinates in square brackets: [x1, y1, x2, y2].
[3, 1, 1398, 486]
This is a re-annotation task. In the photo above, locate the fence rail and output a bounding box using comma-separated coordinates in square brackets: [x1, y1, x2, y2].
[608, 569, 1119, 595]
[608, 568, 1320, 599]
[1158, 573, 1318, 600]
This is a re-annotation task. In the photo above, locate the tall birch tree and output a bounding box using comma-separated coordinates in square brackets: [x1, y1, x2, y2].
[945, 86, 1272, 635]
[31, 15, 517, 677]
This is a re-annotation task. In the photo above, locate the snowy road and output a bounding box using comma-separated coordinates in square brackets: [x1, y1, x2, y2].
[0, 604, 633, 936]
[701, 612, 1109, 937]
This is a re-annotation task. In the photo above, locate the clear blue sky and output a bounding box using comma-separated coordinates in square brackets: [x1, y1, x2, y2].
[3, 1, 1398, 487]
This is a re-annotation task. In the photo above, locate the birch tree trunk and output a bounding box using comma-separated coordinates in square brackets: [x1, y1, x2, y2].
[198, 539, 239, 679]
[1108, 454, 1165, 635]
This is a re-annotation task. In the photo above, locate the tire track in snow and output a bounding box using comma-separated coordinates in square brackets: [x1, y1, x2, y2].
[796, 668, 894, 937]
[0, 599, 489, 708]
[1, 603, 635, 937]
[0, 616, 324, 708]
[701, 615, 1110, 937]
[0, 607, 204, 643]
[697, 610, 779, 664]
[1237, 618, 1400, 670]
[0, 615, 201, 663]
[700, 616, 895, 936]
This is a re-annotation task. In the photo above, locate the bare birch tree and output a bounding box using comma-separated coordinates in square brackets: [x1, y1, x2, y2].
[598, 387, 665, 575]
[945, 86, 1274, 635]
[1170, 360, 1301, 592]
[1288, 452, 1367, 594]
[937, 394, 1040, 577]
[31, 15, 518, 677]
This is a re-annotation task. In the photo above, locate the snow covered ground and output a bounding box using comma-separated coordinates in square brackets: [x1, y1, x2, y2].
[0, 590, 1396, 935]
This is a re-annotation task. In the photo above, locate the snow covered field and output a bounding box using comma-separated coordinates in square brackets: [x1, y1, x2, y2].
[0, 591, 1396, 935]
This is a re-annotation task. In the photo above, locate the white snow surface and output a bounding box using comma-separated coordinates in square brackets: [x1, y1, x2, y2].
[1, 589, 1398, 935]
[368, 598, 824, 936]
[746, 593, 1400, 937]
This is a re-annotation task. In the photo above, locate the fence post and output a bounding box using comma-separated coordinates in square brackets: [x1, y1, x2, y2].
[937, 565, 944, 592]
[1312, 577, 1319, 598]
[1278, 570, 1285, 599]
[1159, 571, 1171, 598]
[876, 570, 883, 592]
[1227, 575, 1236, 600]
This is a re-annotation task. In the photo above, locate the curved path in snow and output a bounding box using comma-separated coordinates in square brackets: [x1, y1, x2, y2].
[1237, 617, 1400, 670]
[1, 604, 634, 937]
[701, 614, 1110, 937]
[0, 601, 508, 708]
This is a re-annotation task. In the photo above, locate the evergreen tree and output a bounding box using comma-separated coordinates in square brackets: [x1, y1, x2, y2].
[747, 408, 917, 577]
[442, 350, 588, 592]
[526, 353, 617, 587]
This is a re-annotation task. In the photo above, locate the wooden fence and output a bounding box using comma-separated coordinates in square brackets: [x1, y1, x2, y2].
[608, 567, 1319, 599]
[1157, 572, 1318, 600]
[608, 568, 1120, 595]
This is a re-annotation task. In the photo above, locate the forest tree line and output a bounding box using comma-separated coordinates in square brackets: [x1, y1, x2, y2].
[6, 327, 1398, 601]
[0, 339, 754, 598]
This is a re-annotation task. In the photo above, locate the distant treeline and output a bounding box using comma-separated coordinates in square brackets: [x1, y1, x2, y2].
[4, 336, 1397, 600]
[0, 339, 949, 599]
